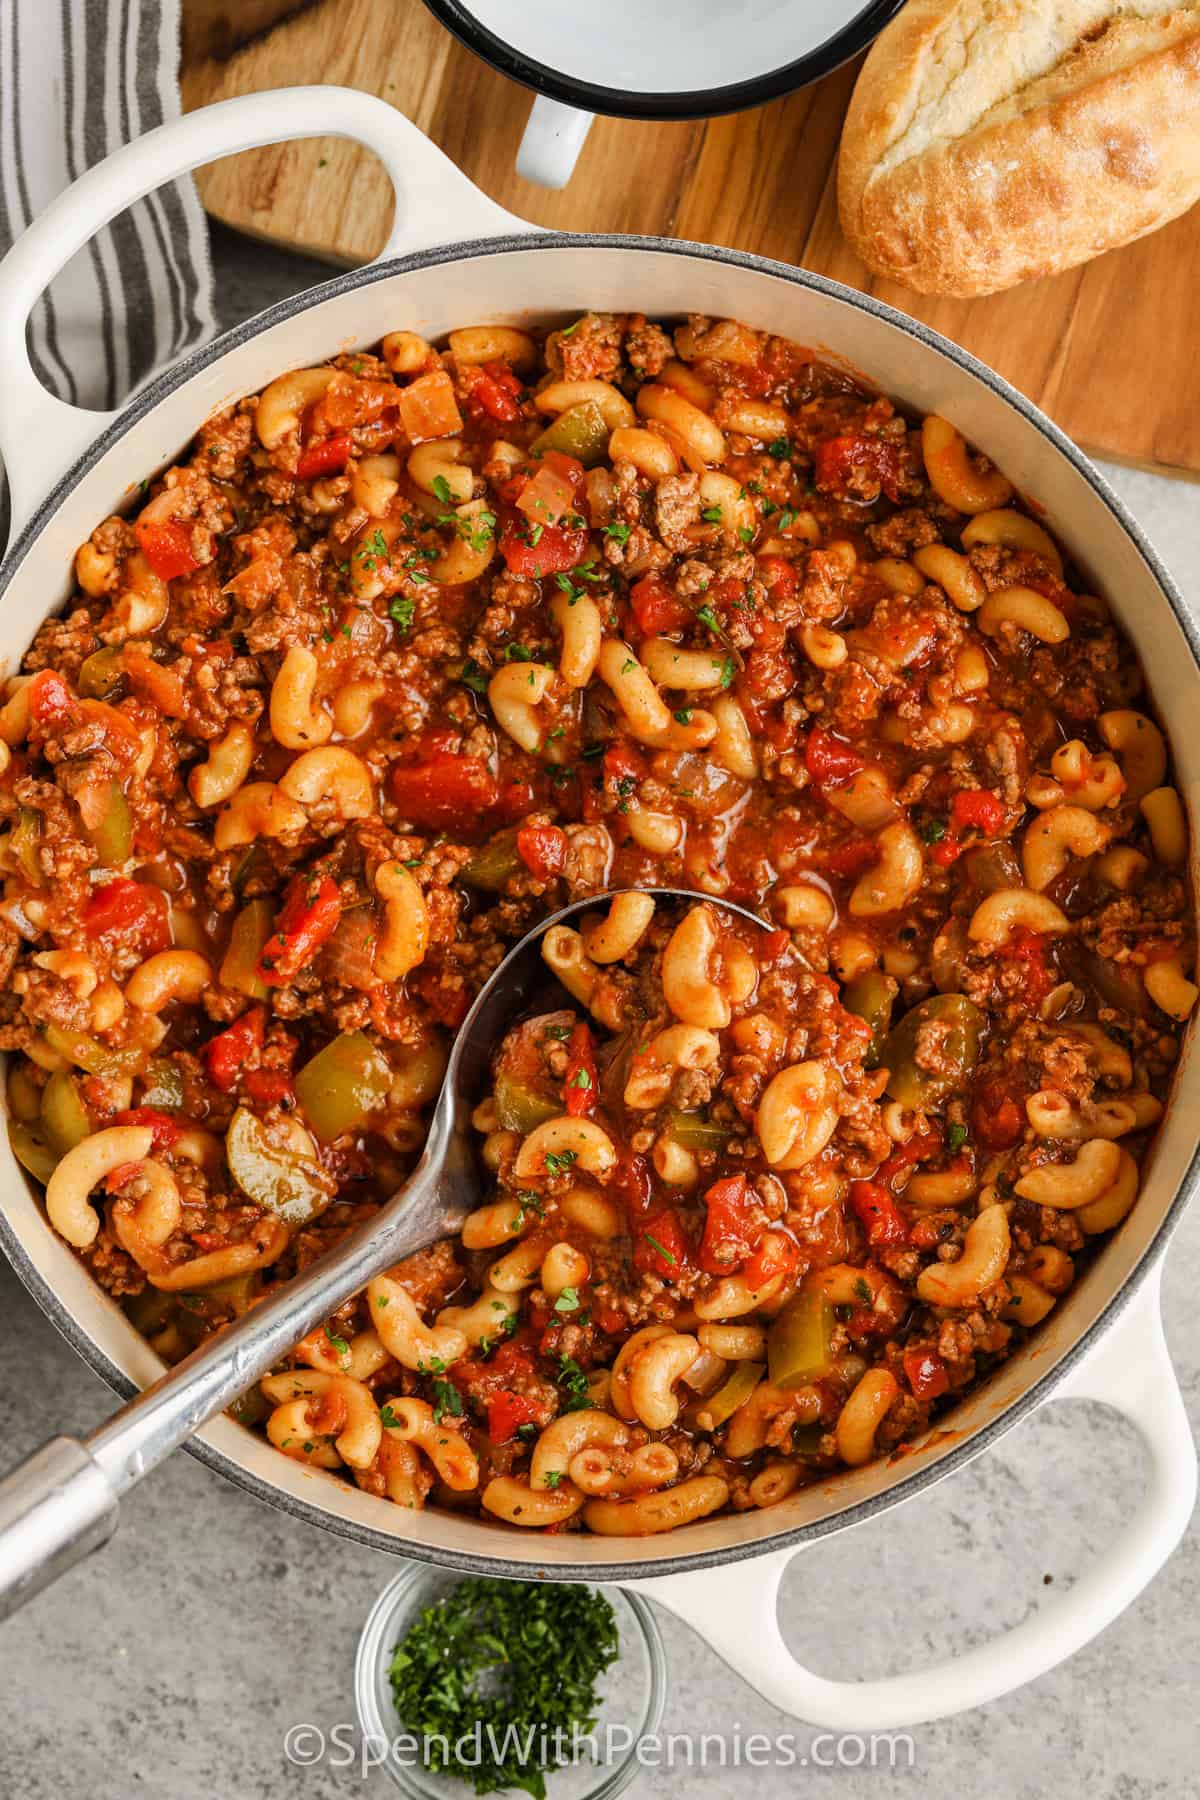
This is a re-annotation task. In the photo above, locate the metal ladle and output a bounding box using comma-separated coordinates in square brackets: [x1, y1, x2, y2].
[0, 886, 765, 1618]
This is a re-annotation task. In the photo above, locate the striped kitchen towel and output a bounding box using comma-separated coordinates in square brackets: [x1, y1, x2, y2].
[0, 0, 216, 412]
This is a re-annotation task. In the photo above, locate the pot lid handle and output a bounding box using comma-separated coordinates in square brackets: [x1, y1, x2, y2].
[0, 85, 535, 540]
[627, 1260, 1195, 1729]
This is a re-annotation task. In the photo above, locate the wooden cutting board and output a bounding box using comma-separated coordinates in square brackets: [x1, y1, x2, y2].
[180, 0, 1200, 478]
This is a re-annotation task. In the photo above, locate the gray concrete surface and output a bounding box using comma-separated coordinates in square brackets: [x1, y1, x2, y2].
[1, 224, 1197, 1796]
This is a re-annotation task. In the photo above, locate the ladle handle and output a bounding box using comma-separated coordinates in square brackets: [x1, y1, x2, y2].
[0, 1149, 449, 1622]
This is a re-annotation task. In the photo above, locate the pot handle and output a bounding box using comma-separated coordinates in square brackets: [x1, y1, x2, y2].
[0, 84, 531, 540]
[630, 1263, 1195, 1729]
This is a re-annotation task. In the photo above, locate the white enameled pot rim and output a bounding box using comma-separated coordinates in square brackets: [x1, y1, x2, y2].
[0, 230, 1197, 1583]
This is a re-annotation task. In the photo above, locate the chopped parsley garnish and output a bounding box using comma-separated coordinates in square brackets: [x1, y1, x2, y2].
[767, 436, 792, 459]
[324, 1324, 348, 1355]
[387, 1578, 619, 1800]
[543, 1023, 573, 1040]
[673, 708, 692, 726]
[700, 505, 723, 523]
[431, 1378, 464, 1424]
[569, 1068, 592, 1091]
[505, 643, 534, 662]
[719, 655, 737, 689]
[544, 1148, 578, 1176]
[557, 1355, 592, 1410]
[603, 521, 631, 544]
[431, 473, 454, 504]
[920, 816, 947, 844]
[643, 1232, 676, 1266]
[947, 1122, 969, 1153]
[853, 1277, 873, 1304]
[695, 603, 721, 634]
[389, 595, 415, 632]
[738, 526, 754, 544]
[542, 1470, 564, 1489]
[380, 1403, 401, 1429]
[459, 657, 489, 694]
[553, 1286, 580, 1314]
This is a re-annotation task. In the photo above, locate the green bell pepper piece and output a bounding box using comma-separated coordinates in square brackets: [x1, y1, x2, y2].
[294, 1031, 393, 1143]
[78, 646, 126, 701]
[841, 970, 897, 1069]
[529, 400, 609, 469]
[880, 992, 986, 1109]
[39, 1070, 92, 1155]
[768, 1287, 837, 1390]
[8, 1121, 58, 1185]
[220, 899, 274, 1001]
[226, 1106, 329, 1227]
[89, 780, 133, 867]
[494, 1070, 563, 1134]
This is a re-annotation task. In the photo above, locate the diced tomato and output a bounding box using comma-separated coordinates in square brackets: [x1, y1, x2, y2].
[257, 875, 342, 986]
[516, 822, 567, 882]
[629, 573, 692, 637]
[612, 1145, 653, 1220]
[876, 1129, 940, 1190]
[202, 1007, 265, 1092]
[295, 433, 352, 481]
[634, 1208, 691, 1279]
[464, 359, 525, 424]
[744, 1229, 800, 1291]
[950, 789, 1007, 836]
[133, 518, 199, 582]
[563, 1021, 598, 1118]
[903, 1346, 950, 1402]
[243, 1069, 295, 1107]
[758, 928, 792, 966]
[390, 751, 500, 830]
[82, 878, 170, 952]
[930, 833, 966, 868]
[112, 1107, 183, 1150]
[603, 744, 645, 786]
[849, 1178, 910, 1248]
[756, 555, 798, 601]
[1000, 927, 1055, 1008]
[814, 432, 903, 503]
[971, 1077, 1026, 1151]
[595, 1305, 627, 1337]
[825, 836, 878, 880]
[486, 1390, 543, 1444]
[498, 511, 589, 578]
[804, 726, 865, 790]
[698, 1174, 761, 1275]
[26, 669, 74, 732]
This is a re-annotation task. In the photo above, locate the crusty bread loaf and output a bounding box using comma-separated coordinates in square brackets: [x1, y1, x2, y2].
[838, 0, 1200, 296]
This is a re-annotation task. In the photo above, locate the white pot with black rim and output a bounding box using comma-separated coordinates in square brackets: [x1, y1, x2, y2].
[0, 87, 1194, 1729]
[419, 0, 907, 185]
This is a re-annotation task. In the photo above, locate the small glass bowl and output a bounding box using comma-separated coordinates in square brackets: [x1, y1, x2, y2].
[355, 1563, 666, 1800]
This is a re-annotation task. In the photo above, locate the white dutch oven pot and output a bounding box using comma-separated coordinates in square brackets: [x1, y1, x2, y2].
[0, 87, 1194, 1730]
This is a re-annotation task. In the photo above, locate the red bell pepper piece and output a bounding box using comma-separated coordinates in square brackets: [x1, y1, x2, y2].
[26, 669, 74, 732]
[134, 518, 199, 582]
[112, 1107, 183, 1150]
[698, 1174, 760, 1275]
[486, 1390, 542, 1443]
[562, 1021, 598, 1118]
[629, 573, 692, 637]
[849, 1178, 910, 1248]
[295, 433, 352, 481]
[256, 875, 342, 986]
[82, 878, 170, 952]
[389, 751, 500, 831]
[202, 1006, 265, 1092]
[516, 822, 567, 882]
[612, 1145, 653, 1220]
[950, 788, 1006, 836]
[903, 1345, 950, 1402]
[805, 726, 865, 790]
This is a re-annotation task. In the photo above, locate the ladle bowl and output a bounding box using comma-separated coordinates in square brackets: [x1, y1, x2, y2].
[0, 886, 760, 1617]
